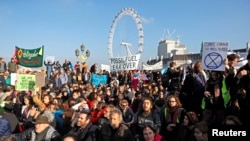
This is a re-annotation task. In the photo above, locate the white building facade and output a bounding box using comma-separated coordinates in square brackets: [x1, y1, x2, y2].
[158, 38, 188, 59]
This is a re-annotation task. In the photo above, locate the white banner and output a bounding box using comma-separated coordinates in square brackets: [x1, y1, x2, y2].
[142, 60, 163, 70]
[101, 64, 110, 72]
[110, 54, 140, 71]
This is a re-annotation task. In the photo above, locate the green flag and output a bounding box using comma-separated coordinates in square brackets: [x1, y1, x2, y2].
[15, 46, 44, 67]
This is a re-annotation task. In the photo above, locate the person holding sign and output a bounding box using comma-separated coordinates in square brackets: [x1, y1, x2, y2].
[44, 60, 55, 80]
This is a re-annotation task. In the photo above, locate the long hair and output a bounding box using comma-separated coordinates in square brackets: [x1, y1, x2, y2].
[193, 60, 203, 73]
[165, 95, 182, 108]
[63, 108, 76, 127]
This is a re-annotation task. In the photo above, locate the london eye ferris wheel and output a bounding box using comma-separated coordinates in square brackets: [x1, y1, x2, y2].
[107, 7, 144, 59]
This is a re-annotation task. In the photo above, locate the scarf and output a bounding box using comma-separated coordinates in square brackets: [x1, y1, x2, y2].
[166, 106, 181, 124]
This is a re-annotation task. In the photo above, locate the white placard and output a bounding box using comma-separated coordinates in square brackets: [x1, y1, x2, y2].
[202, 42, 228, 71]
[11, 73, 17, 86]
[45, 56, 55, 63]
[110, 54, 140, 71]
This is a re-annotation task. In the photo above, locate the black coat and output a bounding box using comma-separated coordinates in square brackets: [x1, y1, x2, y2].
[98, 123, 135, 141]
[14, 126, 61, 141]
[0, 75, 7, 92]
[68, 122, 98, 141]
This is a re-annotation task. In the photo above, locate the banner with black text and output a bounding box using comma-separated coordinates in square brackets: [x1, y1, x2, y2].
[110, 54, 140, 71]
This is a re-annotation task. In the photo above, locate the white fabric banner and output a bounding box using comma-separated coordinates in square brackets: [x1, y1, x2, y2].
[142, 60, 163, 70]
[101, 64, 111, 72]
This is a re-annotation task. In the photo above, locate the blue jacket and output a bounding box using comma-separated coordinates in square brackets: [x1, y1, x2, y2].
[0, 117, 12, 136]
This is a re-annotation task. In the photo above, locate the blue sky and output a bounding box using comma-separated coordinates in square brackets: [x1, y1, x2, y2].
[0, 0, 250, 68]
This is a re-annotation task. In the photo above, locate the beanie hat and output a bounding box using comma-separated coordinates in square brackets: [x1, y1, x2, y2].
[186, 111, 199, 125]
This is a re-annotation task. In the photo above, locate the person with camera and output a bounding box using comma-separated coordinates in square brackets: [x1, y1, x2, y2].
[202, 71, 225, 125]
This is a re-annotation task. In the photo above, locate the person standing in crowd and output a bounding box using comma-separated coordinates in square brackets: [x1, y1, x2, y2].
[74, 61, 81, 74]
[0, 58, 7, 73]
[82, 67, 91, 85]
[51, 72, 62, 90]
[54, 61, 62, 72]
[7, 58, 18, 73]
[167, 61, 181, 92]
[117, 71, 126, 86]
[224, 53, 240, 116]
[98, 108, 135, 141]
[13, 115, 61, 141]
[202, 71, 225, 125]
[44, 60, 55, 81]
[181, 61, 206, 119]
[235, 53, 250, 126]
[63, 59, 71, 72]
[67, 110, 98, 141]
[59, 68, 68, 86]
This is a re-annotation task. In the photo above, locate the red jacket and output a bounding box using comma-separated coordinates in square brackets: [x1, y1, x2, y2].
[91, 108, 105, 124]
[154, 133, 165, 141]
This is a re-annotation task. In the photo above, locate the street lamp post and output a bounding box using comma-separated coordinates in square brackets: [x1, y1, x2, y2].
[75, 43, 90, 64]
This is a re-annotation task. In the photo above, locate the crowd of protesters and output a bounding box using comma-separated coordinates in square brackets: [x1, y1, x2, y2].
[0, 53, 249, 141]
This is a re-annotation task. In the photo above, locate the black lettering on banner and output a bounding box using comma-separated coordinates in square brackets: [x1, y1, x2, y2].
[126, 56, 137, 61]
[122, 62, 136, 69]
[112, 62, 136, 70]
[111, 57, 126, 64]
